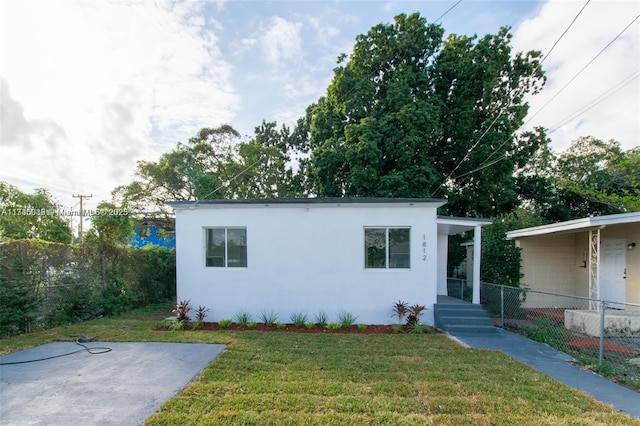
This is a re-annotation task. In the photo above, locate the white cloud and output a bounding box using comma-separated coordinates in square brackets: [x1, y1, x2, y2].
[261, 16, 303, 67]
[513, 0, 640, 152]
[0, 0, 238, 206]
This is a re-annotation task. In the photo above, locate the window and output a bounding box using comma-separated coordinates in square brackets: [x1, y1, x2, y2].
[364, 227, 410, 269]
[205, 228, 247, 267]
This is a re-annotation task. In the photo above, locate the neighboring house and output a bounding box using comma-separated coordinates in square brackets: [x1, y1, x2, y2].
[130, 217, 176, 248]
[506, 212, 640, 307]
[130, 226, 176, 248]
[167, 198, 491, 325]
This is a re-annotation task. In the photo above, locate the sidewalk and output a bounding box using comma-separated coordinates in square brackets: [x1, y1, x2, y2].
[446, 328, 640, 420]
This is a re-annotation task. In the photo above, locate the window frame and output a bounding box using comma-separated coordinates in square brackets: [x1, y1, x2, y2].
[204, 227, 247, 268]
[364, 226, 411, 269]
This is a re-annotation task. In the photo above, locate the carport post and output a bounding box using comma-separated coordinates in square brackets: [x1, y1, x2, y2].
[599, 300, 605, 365]
[472, 225, 481, 304]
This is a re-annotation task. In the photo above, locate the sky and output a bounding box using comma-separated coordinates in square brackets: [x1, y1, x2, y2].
[1, 0, 639, 220]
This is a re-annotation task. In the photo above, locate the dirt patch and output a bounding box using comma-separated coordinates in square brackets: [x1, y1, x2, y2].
[197, 322, 441, 335]
[567, 338, 639, 355]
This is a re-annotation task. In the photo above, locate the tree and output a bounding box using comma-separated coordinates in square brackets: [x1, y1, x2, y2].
[113, 125, 240, 213]
[0, 182, 72, 243]
[307, 12, 546, 218]
[114, 123, 309, 210]
[85, 201, 133, 292]
[227, 120, 310, 198]
[480, 209, 544, 286]
[518, 137, 638, 222]
[554, 137, 638, 214]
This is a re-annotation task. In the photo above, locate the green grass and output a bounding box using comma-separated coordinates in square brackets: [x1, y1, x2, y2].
[1, 305, 638, 425]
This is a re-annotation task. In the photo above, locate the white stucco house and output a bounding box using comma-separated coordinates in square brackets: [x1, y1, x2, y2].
[167, 198, 491, 325]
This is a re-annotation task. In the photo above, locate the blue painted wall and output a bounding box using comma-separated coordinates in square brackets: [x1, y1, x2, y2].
[130, 226, 175, 248]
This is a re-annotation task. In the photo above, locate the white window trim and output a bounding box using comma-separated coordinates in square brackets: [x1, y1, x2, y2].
[364, 226, 411, 269]
[204, 227, 247, 268]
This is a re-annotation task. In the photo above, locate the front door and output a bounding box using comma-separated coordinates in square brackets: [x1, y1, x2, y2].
[600, 238, 627, 308]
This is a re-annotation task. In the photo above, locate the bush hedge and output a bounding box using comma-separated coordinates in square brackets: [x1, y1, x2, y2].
[0, 238, 175, 337]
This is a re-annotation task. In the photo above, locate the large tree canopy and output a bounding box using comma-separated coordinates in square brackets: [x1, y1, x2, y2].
[307, 12, 546, 217]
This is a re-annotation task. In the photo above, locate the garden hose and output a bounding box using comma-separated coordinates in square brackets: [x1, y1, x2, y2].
[0, 336, 112, 365]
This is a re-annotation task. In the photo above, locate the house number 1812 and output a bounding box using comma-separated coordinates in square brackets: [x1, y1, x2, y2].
[422, 234, 427, 261]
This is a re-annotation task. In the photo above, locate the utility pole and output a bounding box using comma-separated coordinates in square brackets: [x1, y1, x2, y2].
[73, 194, 93, 238]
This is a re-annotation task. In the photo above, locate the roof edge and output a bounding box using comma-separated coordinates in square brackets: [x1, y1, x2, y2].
[167, 197, 447, 208]
[506, 211, 640, 239]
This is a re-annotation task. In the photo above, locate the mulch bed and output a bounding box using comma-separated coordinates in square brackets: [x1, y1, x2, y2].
[197, 322, 441, 334]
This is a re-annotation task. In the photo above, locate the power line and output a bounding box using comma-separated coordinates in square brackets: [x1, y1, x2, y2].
[548, 69, 640, 133]
[454, 68, 639, 179]
[434, 0, 462, 23]
[453, 14, 640, 182]
[540, 0, 591, 65]
[526, 13, 640, 125]
[432, 2, 591, 196]
[194, 157, 264, 203]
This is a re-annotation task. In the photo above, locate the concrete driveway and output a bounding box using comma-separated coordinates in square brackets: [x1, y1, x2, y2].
[0, 341, 225, 425]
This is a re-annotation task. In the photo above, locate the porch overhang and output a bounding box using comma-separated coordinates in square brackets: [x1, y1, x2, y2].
[437, 217, 492, 304]
[505, 212, 640, 240]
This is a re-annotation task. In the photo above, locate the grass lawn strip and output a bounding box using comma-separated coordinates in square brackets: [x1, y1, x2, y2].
[0, 305, 637, 425]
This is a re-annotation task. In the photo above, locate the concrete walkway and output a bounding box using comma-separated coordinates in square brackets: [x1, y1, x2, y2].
[447, 327, 640, 420]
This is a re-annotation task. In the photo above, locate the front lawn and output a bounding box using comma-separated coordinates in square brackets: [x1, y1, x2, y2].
[1, 305, 637, 425]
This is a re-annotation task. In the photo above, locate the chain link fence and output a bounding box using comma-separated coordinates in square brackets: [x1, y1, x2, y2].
[447, 278, 640, 391]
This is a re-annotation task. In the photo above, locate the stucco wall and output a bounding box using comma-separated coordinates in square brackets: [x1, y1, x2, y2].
[174, 203, 439, 325]
[518, 233, 588, 307]
[517, 223, 640, 306]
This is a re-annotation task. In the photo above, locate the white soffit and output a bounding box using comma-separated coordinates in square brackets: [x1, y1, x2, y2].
[506, 212, 640, 240]
[437, 216, 492, 235]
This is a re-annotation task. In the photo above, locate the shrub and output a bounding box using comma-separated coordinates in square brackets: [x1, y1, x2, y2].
[233, 310, 252, 326]
[523, 314, 566, 351]
[290, 311, 308, 327]
[326, 322, 341, 330]
[357, 324, 367, 331]
[258, 309, 279, 326]
[337, 310, 358, 327]
[391, 300, 409, 324]
[314, 311, 328, 326]
[100, 282, 137, 316]
[406, 304, 426, 326]
[276, 322, 286, 329]
[173, 299, 192, 322]
[218, 319, 232, 328]
[410, 323, 431, 334]
[246, 321, 257, 328]
[134, 246, 176, 305]
[168, 320, 185, 331]
[305, 322, 315, 329]
[195, 305, 210, 322]
[0, 237, 177, 337]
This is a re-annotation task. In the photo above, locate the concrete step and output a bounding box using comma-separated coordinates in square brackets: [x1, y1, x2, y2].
[435, 308, 489, 318]
[434, 301, 497, 334]
[435, 303, 487, 311]
[437, 316, 491, 326]
[440, 324, 498, 334]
